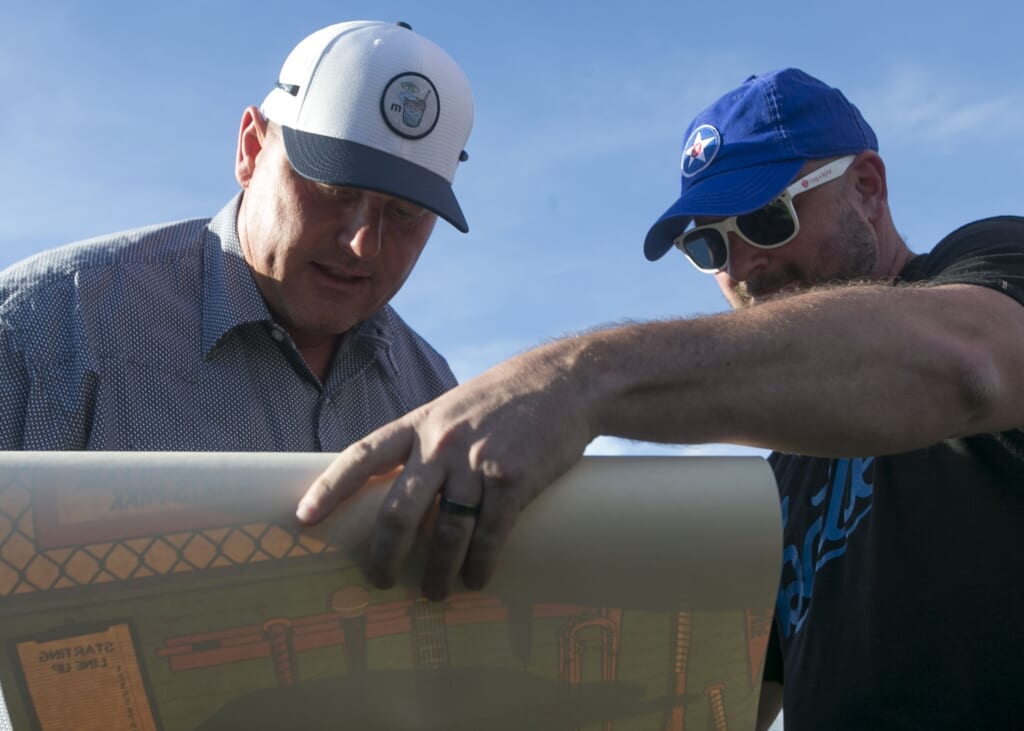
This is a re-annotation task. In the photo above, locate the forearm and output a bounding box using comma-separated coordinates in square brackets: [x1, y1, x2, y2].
[298, 280, 1024, 597]
[568, 282, 1024, 456]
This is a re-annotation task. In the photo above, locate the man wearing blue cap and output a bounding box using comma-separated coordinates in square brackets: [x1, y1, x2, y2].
[299, 69, 1024, 728]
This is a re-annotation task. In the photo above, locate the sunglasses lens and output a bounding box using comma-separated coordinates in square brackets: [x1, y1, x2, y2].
[736, 199, 796, 246]
[681, 229, 728, 271]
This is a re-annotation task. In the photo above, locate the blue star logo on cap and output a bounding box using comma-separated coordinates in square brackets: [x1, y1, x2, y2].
[681, 124, 721, 178]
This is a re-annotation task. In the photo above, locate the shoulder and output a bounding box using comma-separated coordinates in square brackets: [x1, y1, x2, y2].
[1, 218, 211, 285]
[936, 216, 1024, 251]
[1, 218, 211, 310]
[898, 216, 1024, 304]
[0, 218, 213, 363]
[907, 216, 1024, 272]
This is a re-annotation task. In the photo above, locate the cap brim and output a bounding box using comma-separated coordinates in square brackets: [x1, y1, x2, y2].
[281, 127, 468, 233]
[643, 158, 804, 261]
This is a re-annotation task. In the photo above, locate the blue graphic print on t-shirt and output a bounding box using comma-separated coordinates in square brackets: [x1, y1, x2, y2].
[776, 457, 874, 639]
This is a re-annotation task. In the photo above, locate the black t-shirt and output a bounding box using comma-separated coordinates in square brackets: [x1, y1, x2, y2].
[763, 217, 1024, 730]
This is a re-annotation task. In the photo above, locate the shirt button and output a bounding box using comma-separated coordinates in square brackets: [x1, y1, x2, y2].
[270, 327, 284, 342]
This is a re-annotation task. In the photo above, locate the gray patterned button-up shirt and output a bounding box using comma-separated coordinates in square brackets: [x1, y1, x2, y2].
[0, 194, 456, 451]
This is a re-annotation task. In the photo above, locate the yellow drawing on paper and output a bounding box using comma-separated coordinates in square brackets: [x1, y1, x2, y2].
[0, 452, 782, 730]
[15, 623, 158, 731]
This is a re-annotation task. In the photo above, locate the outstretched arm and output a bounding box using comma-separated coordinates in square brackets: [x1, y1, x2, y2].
[298, 280, 1024, 598]
[581, 280, 1024, 455]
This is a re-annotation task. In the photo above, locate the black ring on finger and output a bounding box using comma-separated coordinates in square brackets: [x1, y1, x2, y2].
[438, 495, 481, 518]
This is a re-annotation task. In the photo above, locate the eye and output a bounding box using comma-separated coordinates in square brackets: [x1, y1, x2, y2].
[313, 183, 359, 204]
[383, 199, 428, 224]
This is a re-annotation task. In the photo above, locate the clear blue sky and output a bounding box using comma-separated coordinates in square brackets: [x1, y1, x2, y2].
[3, 0, 1022, 458]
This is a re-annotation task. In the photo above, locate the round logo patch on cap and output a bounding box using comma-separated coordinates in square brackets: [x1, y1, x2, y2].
[681, 124, 721, 178]
[381, 73, 440, 140]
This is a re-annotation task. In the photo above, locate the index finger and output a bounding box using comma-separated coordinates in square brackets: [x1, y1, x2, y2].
[296, 420, 414, 524]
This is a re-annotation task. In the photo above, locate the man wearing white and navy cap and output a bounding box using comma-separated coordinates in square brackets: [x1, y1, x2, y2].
[0, 21, 473, 451]
[300, 68, 1024, 729]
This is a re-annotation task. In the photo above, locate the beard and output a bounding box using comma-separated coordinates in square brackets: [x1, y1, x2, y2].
[730, 200, 879, 309]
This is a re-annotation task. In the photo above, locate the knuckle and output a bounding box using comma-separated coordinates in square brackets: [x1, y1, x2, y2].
[432, 521, 471, 552]
[306, 475, 334, 500]
[477, 455, 526, 490]
[349, 439, 377, 469]
[468, 531, 504, 561]
[375, 502, 417, 536]
[494, 486, 526, 513]
[398, 473, 428, 500]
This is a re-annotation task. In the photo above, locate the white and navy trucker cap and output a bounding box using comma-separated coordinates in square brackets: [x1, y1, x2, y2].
[261, 20, 474, 232]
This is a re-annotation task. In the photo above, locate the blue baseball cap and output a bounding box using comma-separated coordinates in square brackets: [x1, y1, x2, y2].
[643, 68, 878, 261]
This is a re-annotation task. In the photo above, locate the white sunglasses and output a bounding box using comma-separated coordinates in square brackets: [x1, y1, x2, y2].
[674, 155, 856, 272]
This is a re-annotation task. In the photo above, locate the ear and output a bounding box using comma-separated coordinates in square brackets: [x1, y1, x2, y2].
[235, 106, 269, 188]
[848, 150, 888, 225]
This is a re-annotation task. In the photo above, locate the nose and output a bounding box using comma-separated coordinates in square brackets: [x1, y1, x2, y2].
[338, 195, 383, 260]
[722, 234, 766, 282]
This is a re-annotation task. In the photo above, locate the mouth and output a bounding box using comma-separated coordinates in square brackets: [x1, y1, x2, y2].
[310, 261, 371, 288]
[734, 277, 801, 308]
[743, 269, 807, 300]
[751, 284, 805, 307]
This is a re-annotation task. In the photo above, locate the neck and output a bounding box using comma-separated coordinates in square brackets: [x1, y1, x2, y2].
[875, 217, 914, 279]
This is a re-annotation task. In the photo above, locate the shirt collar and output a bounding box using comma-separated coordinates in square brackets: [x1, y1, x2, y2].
[201, 193, 272, 354]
